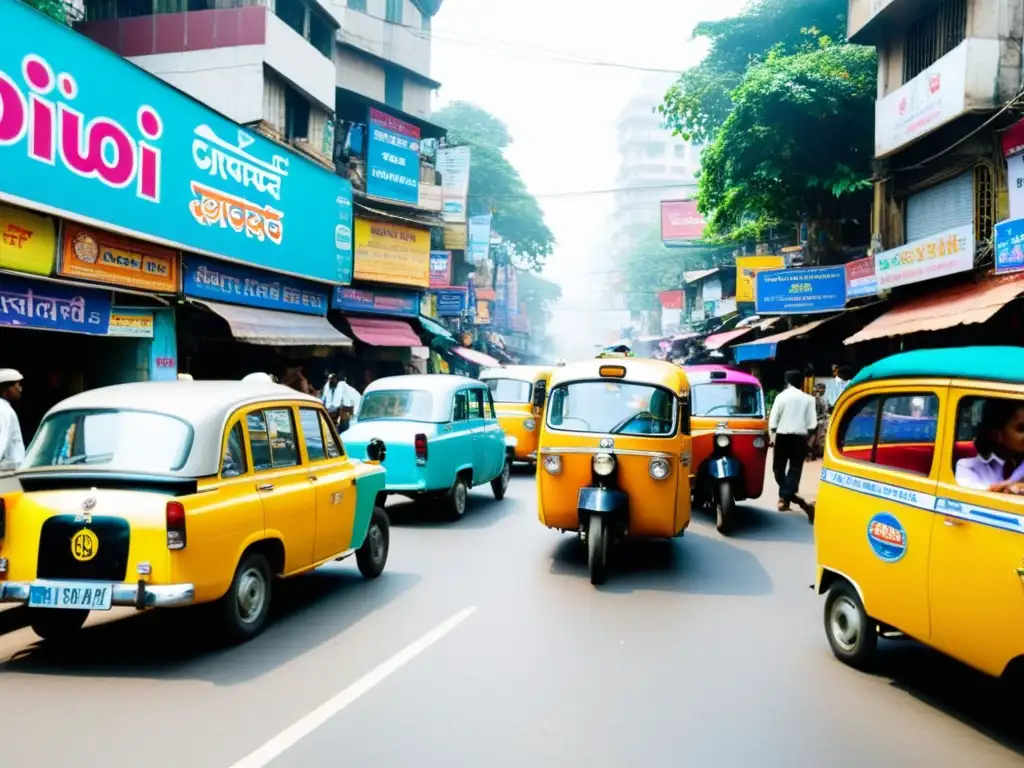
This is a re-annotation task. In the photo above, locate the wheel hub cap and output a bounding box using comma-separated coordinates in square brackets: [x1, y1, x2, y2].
[456, 484, 467, 512]
[830, 596, 861, 652]
[369, 525, 385, 563]
[237, 568, 267, 624]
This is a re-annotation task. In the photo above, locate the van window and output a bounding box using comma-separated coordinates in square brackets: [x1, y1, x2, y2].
[952, 395, 1024, 490]
[837, 393, 939, 476]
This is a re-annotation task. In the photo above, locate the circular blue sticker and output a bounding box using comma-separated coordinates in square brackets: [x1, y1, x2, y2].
[866, 512, 907, 563]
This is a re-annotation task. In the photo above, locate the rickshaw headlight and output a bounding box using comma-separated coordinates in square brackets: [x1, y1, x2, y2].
[649, 457, 670, 480]
[593, 452, 615, 476]
[523, 418, 536, 431]
[715, 432, 731, 449]
[543, 455, 562, 475]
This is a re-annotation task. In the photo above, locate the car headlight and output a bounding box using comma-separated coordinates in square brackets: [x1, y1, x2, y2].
[593, 452, 615, 476]
[523, 418, 536, 431]
[715, 433, 731, 449]
[543, 455, 562, 474]
[649, 457, 670, 480]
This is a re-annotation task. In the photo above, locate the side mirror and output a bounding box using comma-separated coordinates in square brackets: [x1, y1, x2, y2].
[532, 381, 547, 411]
[366, 438, 387, 463]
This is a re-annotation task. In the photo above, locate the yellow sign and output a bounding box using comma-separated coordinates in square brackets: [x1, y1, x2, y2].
[60, 223, 180, 292]
[71, 529, 99, 562]
[353, 218, 431, 288]
[736, 255, 785, 302]
[108, 311, 155, 338]
[474, 301, 491, 325]
[0, 203, 57, 276]
[444, 223, 467, 250]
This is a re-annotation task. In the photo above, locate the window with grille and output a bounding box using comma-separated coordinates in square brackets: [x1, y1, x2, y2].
[903, 0, 967, 83]
[975, 164, 995, 246]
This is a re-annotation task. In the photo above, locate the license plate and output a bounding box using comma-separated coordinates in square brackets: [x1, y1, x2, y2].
[28, 581, 113, 611]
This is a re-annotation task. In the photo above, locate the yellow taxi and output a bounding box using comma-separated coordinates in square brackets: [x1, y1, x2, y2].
[816, 347, 1024, 679]
[0, 380, 388, 643]
[479, 365, 553, 467]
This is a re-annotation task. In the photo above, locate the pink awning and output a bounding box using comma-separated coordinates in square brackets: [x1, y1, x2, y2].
[455, 347, 500, 367]
[705, 327, 753, 350]
[347, 316, 422, 347]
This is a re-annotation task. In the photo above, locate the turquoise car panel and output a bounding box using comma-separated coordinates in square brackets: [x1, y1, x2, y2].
[351, 464, 386, 547]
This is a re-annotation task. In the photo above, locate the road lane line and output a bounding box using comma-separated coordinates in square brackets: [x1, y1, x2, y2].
[226, 606, 478, 768]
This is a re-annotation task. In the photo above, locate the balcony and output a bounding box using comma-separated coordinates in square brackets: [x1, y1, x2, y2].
[874, 38, 1000, 157]
[328, 2, 433, 82]
[75, 3, 336, 117]
[848, 0, 930, 44]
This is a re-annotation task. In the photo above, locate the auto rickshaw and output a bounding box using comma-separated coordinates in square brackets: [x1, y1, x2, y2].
[536, 358, 692, 585]
[479, 365, 554, 468]
[685, 365, 768, 534]
[816, 347, 1024, 680]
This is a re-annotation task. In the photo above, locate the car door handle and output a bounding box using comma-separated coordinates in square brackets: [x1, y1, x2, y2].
[308, 475, 317, 482]
[943, 517, 963, 527]
[257, 483, 274, 492]
[1015, 568, 1024, 578]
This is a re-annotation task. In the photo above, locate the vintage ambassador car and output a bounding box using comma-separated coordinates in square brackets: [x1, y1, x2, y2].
[343, 375, 511, 519]
[0, 381, 388, 643]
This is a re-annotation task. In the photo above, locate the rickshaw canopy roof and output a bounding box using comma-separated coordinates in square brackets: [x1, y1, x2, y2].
[478, 365, 553, 382]
[549, 358, 690, 393]
[683, 365, 761, 388]
[851, 347, 1024, 387]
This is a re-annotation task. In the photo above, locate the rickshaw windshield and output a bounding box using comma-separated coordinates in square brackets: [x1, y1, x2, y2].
[546, 381, 677, 436]
[691, 383, 764, 418]
[486, 378, 532, 404]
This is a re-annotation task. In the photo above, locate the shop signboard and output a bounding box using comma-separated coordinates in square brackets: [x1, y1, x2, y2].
[467, 214, 491, 265]
[353, 218, 431, 288]
[0, 203, 57, 276]
[331, 286, 420, 318]
[434, 287, 468, 316]
[845, 256, 879, 298]
[0, 1, 353, 285]
[430, 250, 452, 287]
[735, 256, 784, 302]
[754, 266, 847, 314]
[150, 308, 178, 380]
[107, 310, 155, 338]
[0, 272, 111, 335]
[658, 290, 683, 309]
[366, 107, 420, 205]
[182, 255, 328, 316]
[437, 146, 471, 223]
[59, 223, 179, 293]
[1007, 154, 1024, 219]
[444, 223, 467, 250]
[661, 200, 706, 243]
[873, 224, 974, 290]
[994, 218, 1024, 275]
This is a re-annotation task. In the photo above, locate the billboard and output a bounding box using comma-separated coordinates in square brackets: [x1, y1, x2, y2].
[661, 200, 706, 243]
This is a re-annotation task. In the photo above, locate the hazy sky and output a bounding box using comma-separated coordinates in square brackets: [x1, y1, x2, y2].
[429, 0, 746, 353]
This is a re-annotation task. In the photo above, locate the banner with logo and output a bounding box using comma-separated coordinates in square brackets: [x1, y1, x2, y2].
[366, 107, 420, 205]
[845, 256, 878, 298]
[736, 255, 784, 302]
[755, 266, 847, 314]
[873, 224, 974, 290]
[437, 146, 470, 223]
[661, 200, 706, 243]
[60, 223, 179, 292]
[434, 287, 468, 316]
[430, 250, 452, 287]
[353, 218, 431, 288]
[994, 218, 1024, 275]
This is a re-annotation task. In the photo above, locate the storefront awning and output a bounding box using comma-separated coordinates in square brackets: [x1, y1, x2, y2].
[705, 327, 753, 350]
[419, 315, 455, 342]
[195, 300, 353, 346]
[732, 318, 833, 362]
[455, 347, 500, 367]
[844, 274, 1024, 345]
[347, 316, 423, 347]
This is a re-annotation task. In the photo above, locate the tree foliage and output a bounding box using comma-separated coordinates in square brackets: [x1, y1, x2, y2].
[620, 225, 722, 312]
[433, 102, 555, 272]
[22, 0, 69, 23]
[516, 269, 562, 331]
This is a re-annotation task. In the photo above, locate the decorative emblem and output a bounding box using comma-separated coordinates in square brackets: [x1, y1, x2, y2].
[82, 496, 96, 511]
[71, 529, 99, 562]
[330, 491, 344, 505]
[599, 438, 614, 449]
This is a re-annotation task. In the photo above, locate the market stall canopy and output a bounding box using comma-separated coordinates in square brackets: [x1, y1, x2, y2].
[192, 300, 353, 346]
[671, 331, 701, 341]
[844, 274, 1024, 345]
[455, 347, 500, 367]
[684, 268, 719, 284]
[731, 318, 833, 362]
[347, 316, 423, 347]
[705, 327, 754, 350]
[419, 315, 455, 343]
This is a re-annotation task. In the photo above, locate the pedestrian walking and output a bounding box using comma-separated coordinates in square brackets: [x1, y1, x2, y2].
[769, 369, 817, 522]
[322, 372, 361, 432]
[811, 382, 829, 460]
[825, 363, 850, 412]
[0, 369, 26, 471]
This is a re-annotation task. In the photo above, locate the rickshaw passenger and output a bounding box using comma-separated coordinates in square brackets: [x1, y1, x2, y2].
[955, 398, 1024, 492]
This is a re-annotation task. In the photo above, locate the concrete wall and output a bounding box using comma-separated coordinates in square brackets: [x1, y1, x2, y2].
[328, 0, 432, 80]
[264, 11, 336, 110]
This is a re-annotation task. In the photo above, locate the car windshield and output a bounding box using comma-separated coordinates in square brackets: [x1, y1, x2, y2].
[546, 381, 676, 436]
[691, 383, 764, 417]
[357, 390, 434, 422]
[486, 378, 532, 404]
[22, 409, 193, 472]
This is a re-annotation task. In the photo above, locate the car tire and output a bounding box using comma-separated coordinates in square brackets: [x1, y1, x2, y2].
[220, 552, 273, 644]
[356, 507, 390, 579]
[491, 459, 511, 500]
[716, 480, 736, 535]
[824, 580, 878, 669]
[28, 608, 89, 642]
[587, 514, 609, 586]
[444, 476, 469, 520]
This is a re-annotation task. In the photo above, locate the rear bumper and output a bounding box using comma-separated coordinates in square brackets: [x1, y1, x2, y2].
[0, 581, 195, 609]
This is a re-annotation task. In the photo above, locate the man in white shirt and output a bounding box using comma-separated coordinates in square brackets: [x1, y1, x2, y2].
[769, 369, 817, 522]
[322, 372, 361, 431]
[0, 369, 26, 471]
[825, 364, 850, 411]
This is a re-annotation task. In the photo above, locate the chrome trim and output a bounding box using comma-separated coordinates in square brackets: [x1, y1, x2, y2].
[539, 447, 675, 459]
[0, 581, 195, 608]
[693, 428, 768, 436]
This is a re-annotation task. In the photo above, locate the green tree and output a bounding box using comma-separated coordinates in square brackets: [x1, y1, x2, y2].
[619, 225, 725, 313]
[516, 269, 562, 331]
[22, 0, 69, 23]
[433, 102, 555, 272]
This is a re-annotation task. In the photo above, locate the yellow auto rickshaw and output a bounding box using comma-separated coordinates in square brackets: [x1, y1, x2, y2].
[479, 365, 554, 468]
[816, 346, 1024, 680]
[537, 358, 692, 584]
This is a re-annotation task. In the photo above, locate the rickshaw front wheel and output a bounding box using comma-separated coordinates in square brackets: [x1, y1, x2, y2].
[587, 515, 609, 585]
[824, 581, 877, 669]
[715, 480, 736, 535]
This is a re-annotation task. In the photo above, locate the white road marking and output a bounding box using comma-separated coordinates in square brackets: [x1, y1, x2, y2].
[227, 606, 477, 768]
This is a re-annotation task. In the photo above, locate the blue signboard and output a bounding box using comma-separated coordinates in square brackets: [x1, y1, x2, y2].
[435, 288, 468, 317]
[366, 107, 420, 205]
[755, 267, 847, 314]
[0, 273, 111, 335]
[331, 285, 420, 318]
[183, 256, 328, 315]
[995, 218, 1024, 274]
[0, 2, 353, 285]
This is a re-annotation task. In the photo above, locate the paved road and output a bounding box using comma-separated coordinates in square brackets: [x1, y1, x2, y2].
[1, 467, 1022, 767]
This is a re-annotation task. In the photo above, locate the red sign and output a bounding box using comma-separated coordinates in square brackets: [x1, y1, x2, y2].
[661, 200, 706, 242]
[429, 250, 452, 287]
[658, 289, 684, 309]
[1004, 118, 1024, 157]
